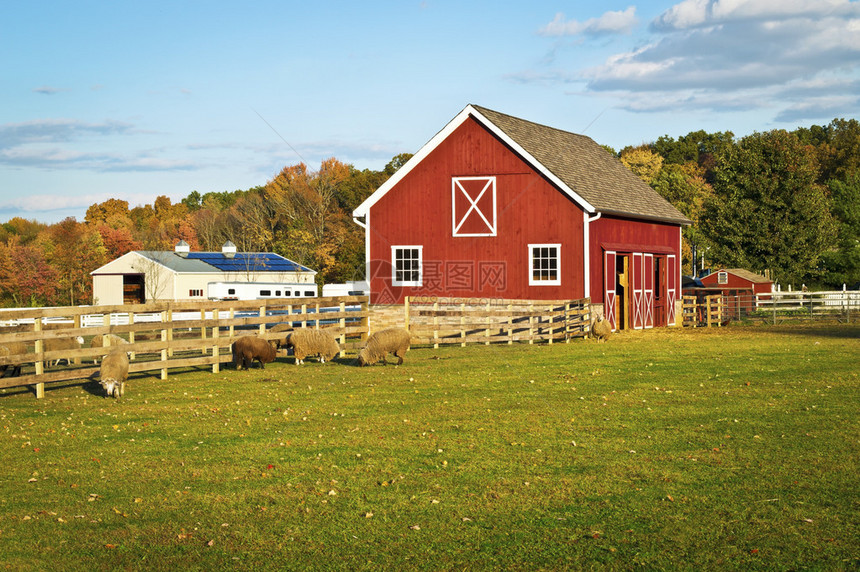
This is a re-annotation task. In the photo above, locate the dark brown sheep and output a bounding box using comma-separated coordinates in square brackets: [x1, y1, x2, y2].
[232, 335, 280, 370]
[99, 349, 129, 398]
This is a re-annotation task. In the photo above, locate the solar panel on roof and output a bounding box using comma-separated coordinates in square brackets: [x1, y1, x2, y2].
[185, 252, 312, 273]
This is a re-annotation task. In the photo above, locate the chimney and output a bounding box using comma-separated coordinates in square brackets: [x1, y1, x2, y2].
[222, 240, 237, 258]
[174, 240, 190, 257]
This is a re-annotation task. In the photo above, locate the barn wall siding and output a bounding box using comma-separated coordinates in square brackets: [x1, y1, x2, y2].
[368, 118, 585, 304]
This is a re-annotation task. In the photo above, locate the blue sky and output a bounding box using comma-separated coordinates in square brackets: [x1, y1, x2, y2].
[2, 0, 859, 223]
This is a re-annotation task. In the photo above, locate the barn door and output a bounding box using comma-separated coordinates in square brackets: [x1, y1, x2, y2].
[644, 254, 654, 329]
[667, 255, 677, 325]
[631, 252, 644, 330]
[604, 250, 617, 330]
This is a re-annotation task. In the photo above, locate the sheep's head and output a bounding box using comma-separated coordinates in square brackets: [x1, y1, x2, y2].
[357, 348, 371, 366]
[99, 378, 120, 398]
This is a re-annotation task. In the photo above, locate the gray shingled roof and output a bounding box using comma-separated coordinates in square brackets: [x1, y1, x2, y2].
[472, 105, 691, 225]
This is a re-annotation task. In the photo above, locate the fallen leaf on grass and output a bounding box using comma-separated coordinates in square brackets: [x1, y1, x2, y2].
[104, 544, 117, 549]
[112, 507, 128, 517]
[409, 525, 420, 531]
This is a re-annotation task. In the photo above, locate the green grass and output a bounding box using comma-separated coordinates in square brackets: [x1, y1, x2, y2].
[1, 324, 858, 571]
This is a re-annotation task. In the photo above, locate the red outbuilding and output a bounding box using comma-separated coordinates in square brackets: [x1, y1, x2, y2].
[697, 268, 774, 297]
[352, 105, 691, 330]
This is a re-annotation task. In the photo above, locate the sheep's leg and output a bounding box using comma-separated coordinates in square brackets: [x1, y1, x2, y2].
[395, 351, 404, 365]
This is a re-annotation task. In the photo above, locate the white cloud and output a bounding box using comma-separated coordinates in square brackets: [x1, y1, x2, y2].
[539, 7, 638, 37]
[577, 0, 860, 121]
[653, 0, 858, 31]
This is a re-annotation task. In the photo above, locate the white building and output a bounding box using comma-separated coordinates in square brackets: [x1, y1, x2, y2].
[91, 241, 317, 305]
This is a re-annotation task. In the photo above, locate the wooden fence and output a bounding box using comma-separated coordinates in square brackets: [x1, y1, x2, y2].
[682, 295, 724, 327]
[403, 296, 591, 347]
[0, 296, 369, 398]
[683, 290, 858, 326]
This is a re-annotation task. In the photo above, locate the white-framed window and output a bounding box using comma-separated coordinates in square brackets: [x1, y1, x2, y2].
[392, 246, 423, 287]
[452, 176, 496, 237]
[718, 271, 728, 285]
[529, 244, 561, 286]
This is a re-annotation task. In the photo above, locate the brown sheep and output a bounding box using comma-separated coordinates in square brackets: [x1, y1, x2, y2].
[286, 328, 340, 364]
[0, 342, 27, 377]
[591, 314, 612, 343]
[358, 328, 411, 366]
[99, 349, 129, 399]
[232, 335, 280, 370]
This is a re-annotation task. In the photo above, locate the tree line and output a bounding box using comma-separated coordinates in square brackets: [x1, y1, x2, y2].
[0, 118, 857, 308]
[618, 118, 859, 288]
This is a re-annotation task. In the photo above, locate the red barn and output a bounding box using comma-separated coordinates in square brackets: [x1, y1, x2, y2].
[352, 105, 691, 330]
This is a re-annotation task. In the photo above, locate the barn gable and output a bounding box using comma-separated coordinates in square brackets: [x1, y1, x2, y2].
[355, 104, 690, 225]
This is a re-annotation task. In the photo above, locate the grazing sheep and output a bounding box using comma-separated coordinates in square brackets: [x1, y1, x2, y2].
[44, 336, 85, 367]
[90, 334, 130, 364]
[286, 328, 340, 365]
[357, 327, 411, 366]
[0, 342, 27, 377]
[591, 314, 612, 343]
[232, 335, 280, 370]
[99, 349, 129, 399]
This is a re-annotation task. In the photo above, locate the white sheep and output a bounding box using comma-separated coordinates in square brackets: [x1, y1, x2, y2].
[99, 349, 129, 399]
[90, 334, 130, 364]
[44, 336, 85, 367]
[357, 328, 411, 366]
[590, 314, 612, 343]
[285, 328, 340, 365]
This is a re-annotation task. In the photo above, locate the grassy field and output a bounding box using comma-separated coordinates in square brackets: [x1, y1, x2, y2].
[1, 323, 858, 571]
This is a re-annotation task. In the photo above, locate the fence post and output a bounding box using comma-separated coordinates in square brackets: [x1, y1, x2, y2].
[564, 302, 570, 343]
[201, 309, 208, 354]
[338, 301, 346, 357]
[404, 296, 410, 332]
[34, 318, 44, 399]
[485, 300, 491, 345]
[507, 303, 513, 345]
[460, 302, 466, 347]
[258, 305, 266, 335]
[315, 301, 321, 329]
[433, 301, 439, 349]
[212, 309, 220, 374]
[360, 299, 369, 343]
[166, 308, 174, 357]
[528, 303, 535, 344]
[128, 312, 136, 361]
[160, 316, 168, 381]
[773, 293, 777, 325]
